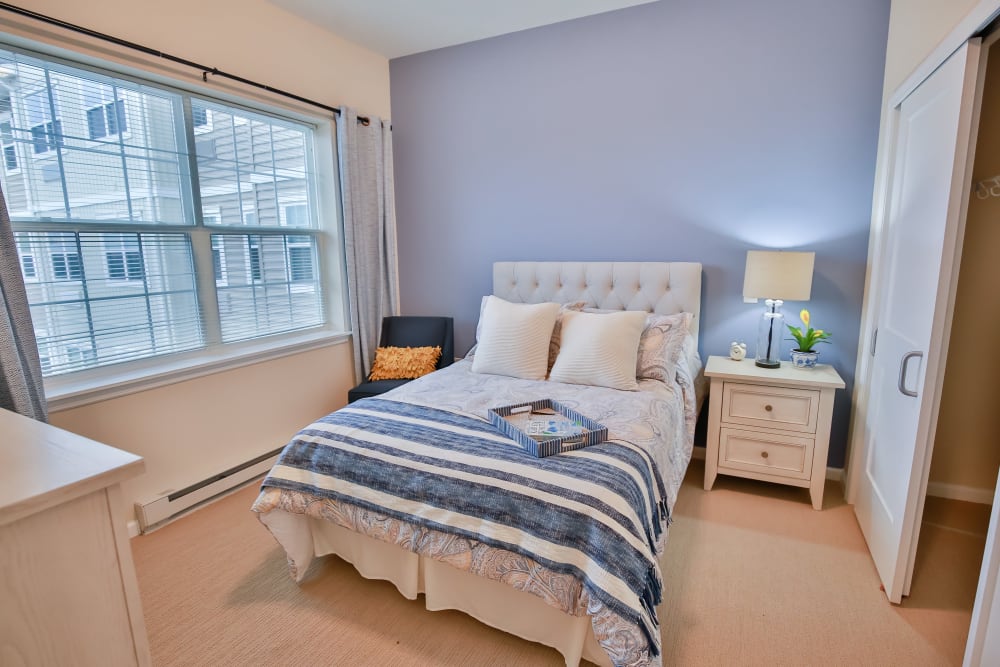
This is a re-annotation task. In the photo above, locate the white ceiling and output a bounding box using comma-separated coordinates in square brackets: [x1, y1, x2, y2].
[270, 0, 659, 59]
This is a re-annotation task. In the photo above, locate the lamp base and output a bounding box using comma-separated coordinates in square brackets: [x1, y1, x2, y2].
[754, 299, 785, 369]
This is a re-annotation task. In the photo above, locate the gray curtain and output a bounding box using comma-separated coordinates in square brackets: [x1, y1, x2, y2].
[338, 107, 400, 383]
[0, 183, 47, 420]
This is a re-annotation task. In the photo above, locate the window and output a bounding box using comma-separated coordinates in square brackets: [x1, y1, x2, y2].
[25, 90, 62, 155]
[211, 235, 228, 285]
[284, 203, 309, 228]
[104, 234, 143, 281]
[87, 98, 127, 140]
[216, 233, 323, 343]
[2, 47, 333, 379]
[19, 252, 36, 279]
[191, 103, 209, 128]
[49, 238, 83, 281]
[30, 120, 62, 154]
[1, 121, 17, 171]
[286, 235, 314, 282]
[247, 236, 262, 282]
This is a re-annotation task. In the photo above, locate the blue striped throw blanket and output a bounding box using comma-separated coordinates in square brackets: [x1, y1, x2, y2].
[262, 398, 669, 658]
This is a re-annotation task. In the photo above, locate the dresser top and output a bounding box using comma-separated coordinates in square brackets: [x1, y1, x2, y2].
[705, 355, 846, 389]
[0, 408, 144, 527]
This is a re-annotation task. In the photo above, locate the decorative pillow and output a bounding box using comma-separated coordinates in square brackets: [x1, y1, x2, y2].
[471, 297, 561, 380]
[466, 297, 586, 362]
[549, 310, 647, 391]
[637, 312, 694, 384]
[368, 345, 442, 381]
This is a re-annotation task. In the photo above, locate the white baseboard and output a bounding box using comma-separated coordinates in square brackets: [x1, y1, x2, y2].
[927, 481, 994, 505]
[127, 520, 140, 538]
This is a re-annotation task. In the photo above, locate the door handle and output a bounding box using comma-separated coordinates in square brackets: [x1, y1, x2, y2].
[897, 351, 923, 397]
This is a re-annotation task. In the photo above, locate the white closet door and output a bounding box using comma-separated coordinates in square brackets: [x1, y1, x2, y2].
[854, 40, 982, 604]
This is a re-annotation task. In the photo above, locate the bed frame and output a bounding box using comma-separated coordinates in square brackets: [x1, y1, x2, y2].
[263, 261, 703, 667]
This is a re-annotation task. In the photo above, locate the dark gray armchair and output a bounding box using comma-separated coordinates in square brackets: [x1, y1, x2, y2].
[347, 316, 455, 403]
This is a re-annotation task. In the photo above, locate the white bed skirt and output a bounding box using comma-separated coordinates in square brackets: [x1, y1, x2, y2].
[260, 508, 616, 667]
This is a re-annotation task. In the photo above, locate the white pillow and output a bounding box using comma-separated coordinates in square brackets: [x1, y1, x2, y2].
[471, 297, 561, 380]
[549, 310, 647, 391]
[466, 297, 586, 362]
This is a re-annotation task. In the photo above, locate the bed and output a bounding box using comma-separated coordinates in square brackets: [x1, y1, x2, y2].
[252, 261, 703, 667]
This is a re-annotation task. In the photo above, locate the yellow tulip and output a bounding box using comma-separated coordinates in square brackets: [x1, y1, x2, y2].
[816, 329, 824, 335]
[800, 309, 810, 328]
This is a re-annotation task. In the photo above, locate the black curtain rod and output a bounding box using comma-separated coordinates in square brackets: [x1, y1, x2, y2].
[0, 2, 377, 125]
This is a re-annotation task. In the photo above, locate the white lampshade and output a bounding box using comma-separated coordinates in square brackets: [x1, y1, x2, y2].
[743, 250, 815, 301]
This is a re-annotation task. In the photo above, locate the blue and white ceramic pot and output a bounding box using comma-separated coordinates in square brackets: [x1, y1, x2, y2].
[790, 349, 819, 368]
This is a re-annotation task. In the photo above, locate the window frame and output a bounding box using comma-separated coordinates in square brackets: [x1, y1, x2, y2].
[1, 40, 349, 409]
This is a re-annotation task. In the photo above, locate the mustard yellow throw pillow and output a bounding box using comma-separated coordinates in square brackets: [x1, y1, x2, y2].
[368, 346, 442, 381]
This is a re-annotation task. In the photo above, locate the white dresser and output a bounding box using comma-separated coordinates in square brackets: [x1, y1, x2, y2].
[702, 356, 845, 509]
[0, 407, 151, 665]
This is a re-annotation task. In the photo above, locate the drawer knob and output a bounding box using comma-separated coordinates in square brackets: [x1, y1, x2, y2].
[761, 451, 769, 459]
[764, 404, 773, 412]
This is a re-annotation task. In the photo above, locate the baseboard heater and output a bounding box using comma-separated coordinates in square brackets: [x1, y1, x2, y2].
[134, 447, 282, 533]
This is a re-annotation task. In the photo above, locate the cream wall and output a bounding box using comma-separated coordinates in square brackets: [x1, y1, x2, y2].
[882, 0, 983, 98]
[51, 343, 357, 523]
[3, 0, 391, 117]
[869, 0, 997, 493]
[0, 0, 389, 522]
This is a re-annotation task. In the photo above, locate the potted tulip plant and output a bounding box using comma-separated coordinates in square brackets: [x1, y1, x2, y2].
[786, 309, 831, 368]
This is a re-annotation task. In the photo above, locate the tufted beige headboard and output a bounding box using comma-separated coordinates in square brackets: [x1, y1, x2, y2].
[492, 261, 703, 340]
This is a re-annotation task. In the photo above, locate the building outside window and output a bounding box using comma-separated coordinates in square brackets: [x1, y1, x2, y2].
[2, 45, 335, 379]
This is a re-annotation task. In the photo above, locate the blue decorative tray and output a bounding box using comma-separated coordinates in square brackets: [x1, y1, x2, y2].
[488, 399, 608, 458]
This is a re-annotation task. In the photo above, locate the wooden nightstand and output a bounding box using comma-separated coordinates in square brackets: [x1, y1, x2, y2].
[703, 355, 845, 509]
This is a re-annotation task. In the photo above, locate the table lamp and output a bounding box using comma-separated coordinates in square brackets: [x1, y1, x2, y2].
[743, 250, 815, 368]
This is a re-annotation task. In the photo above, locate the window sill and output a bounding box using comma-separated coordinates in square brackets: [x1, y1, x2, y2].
[45, 329, 353, 412]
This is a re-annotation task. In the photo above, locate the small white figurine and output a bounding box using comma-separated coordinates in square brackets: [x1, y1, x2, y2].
[730, 341, 747, 361]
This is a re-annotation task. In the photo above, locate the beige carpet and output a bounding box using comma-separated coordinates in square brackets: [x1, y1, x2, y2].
[131, 459, 987, 666]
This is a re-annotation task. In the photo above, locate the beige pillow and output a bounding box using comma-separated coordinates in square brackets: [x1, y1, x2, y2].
[549, 310, 647, 391]
[471, 296, 561, 380]
[466, 297, 586, 362]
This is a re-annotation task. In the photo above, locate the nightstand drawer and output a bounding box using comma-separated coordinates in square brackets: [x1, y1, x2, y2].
[721, 382, 819, 434]
[719, 427, 814, 480]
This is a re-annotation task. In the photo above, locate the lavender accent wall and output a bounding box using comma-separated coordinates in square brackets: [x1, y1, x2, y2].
[389, 0, 889, 466]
